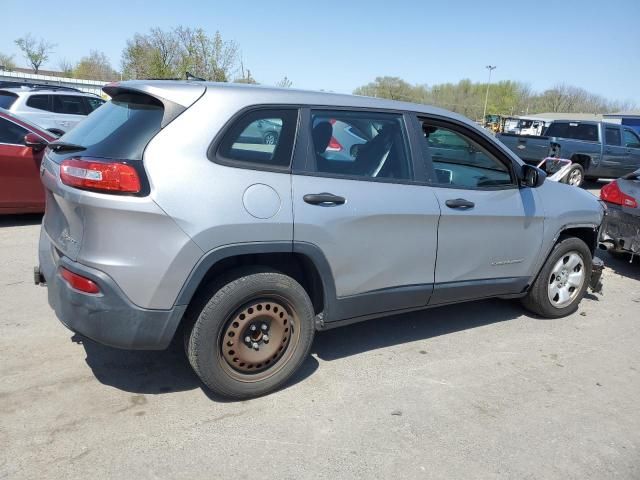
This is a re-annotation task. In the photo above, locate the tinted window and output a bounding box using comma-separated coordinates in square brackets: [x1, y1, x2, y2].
[217, 109, 297, 168]
[544, 122, 599, 142]
[59, 93, 164, 160]
[26, 95, 51, 112]
[0, 117, 28, 145]
[310, 110, 411, 181]
[85, 97, 105, 112]
[623, 129, 640, 148]
[0, 92, 18, 109]
[420, 121, 512, 188]
[605, 127, 621, 146]
[53, 95, 87, 115]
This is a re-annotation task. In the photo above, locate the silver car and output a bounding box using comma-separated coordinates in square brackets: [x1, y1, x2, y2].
[36, 81, 605, 399]
[0, 86, 104, 135]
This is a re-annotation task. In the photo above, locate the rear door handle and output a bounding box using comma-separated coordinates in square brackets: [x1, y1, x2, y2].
[303, 193, 346, 205]
[445, 198, 475, 209]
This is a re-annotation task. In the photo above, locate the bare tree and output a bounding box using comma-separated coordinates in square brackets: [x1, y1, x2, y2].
[276, 76, 292, 88]
[58, 59, 73, 76]
[0, 52, 16, 70]
[15, 34, 55, 74]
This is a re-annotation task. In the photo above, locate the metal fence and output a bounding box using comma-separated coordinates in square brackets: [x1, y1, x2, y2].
[0, 69, 107, 96]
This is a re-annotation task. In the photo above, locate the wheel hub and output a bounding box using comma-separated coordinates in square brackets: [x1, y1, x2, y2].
[222, 300, 292, 373]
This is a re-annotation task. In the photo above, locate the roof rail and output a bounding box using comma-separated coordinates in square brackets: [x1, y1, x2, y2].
[28, 85, 82, 93]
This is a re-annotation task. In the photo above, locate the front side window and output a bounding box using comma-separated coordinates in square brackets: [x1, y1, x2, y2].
[216, 109, 297, 168]
[419, 120, 512, 188]
[605, 127, 621, 146]
[310, 110, 412, 181]
[53, 95, 87, 115]
[623, 129, 640, 148]
[85, 97, 105, 112]
[26, 95, 51, 112]
[0, 117, 28, 145]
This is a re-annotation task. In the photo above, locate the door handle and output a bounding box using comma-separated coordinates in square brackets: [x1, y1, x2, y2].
[303, 193, 346, 206]
[445, 198, 475, 209]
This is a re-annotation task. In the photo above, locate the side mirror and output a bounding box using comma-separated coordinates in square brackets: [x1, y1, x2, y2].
[521, 164, 546, 188]
[24, 132, 48, 152]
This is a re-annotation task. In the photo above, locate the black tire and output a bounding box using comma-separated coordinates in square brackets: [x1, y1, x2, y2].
[185, 268, 315, 399]
[564, 164, 585, 187]
[521, 237, 592, 318]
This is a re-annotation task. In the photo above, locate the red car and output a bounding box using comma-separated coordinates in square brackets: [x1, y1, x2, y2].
[0, 109, 56, 214]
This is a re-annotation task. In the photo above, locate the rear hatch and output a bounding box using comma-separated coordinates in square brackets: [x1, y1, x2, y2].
[41, 82, 205, 261]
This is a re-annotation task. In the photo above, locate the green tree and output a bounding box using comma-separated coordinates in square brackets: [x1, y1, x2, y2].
[73, 50, 118, 81]
[121, 26, 239, 81]
[15, 34, 55, 74]
[0, 52, 16, 70]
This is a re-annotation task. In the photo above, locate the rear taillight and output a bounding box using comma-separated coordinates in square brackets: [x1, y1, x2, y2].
[60, 267, 100, 294]
[600, 180, 638, 208]
[60, 157, 141, 194]
[327, 137, 343, 152]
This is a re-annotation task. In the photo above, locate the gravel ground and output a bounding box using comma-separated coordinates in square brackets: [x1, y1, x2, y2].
[1, 181, 639, 479]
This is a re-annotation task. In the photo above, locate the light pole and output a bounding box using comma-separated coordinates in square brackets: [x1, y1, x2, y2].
[482, 65, 496, 123]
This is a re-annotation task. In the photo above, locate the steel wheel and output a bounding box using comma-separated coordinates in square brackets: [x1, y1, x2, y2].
[547, 251, 586, 308]
[219, 297, 299, 381]
[263, 132, 277, 145]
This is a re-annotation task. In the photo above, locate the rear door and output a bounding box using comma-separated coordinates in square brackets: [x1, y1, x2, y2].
[0, 116, 45, 211]
[52, 95, 89, 130]
[414, 116, 545, 304]
[292, 108, 440, 321]
[602, 125, 629, 177]
[622, 128, 640, 172]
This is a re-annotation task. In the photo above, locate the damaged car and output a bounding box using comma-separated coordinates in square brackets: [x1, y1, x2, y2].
[600, 169, 640, 260]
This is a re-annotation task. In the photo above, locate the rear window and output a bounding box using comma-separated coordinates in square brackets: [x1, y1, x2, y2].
[544, 122, 599, 142]
[59, 93, 164, 160]
[0, 91, 18, 109]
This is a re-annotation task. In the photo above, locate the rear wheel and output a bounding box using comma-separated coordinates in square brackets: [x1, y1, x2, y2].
[522, 237, 592, 318]
[185, 269, 315, 399]
[564, 164, 584, 187]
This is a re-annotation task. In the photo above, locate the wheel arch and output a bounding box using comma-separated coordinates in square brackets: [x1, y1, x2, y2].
[569, 153, 592, 171]
[175, 242, 337, 320]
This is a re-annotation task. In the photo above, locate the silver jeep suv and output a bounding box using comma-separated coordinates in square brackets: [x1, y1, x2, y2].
[37, 81, 604, 399]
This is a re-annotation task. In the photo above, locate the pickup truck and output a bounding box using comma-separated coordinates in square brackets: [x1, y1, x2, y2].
[497, 121, 640, 186]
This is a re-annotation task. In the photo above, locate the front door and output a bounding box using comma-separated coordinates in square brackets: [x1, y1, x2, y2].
[415, 117, 545, 304]
[292, 109, 440, 322]
[0, 117, 44, 211]
[622, 128, 640, 173]
[601, 125, 629, 178]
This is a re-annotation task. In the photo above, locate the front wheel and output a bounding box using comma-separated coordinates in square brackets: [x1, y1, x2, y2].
[185, 269, 315, 399]
[521, 237, 592, 318]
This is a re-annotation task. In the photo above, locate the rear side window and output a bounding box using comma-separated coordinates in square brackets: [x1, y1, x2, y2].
[216, 108, 298, 169]
[59, 93, 164, 160]
[0, 117, 28, 145]
[310, 110, 412, 181]
[605, 127, 621, 146]
[0, 92, 18, 109]
[53, 95, 87, 115]
[545, 122, 599, 142]
[26, 95, 51, 112]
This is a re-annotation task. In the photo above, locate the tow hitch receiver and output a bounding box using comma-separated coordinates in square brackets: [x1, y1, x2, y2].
[589, 257, 604, 294]
[34, 266, 46, 286]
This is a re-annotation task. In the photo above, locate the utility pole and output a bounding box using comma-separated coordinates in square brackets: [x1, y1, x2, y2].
[482, 65, 496, 123]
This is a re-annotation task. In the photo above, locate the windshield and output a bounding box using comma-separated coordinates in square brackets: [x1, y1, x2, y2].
[59, 92, 164, 160]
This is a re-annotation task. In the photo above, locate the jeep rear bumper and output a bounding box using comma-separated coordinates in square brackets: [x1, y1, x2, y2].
[38, 229, 186, 350]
